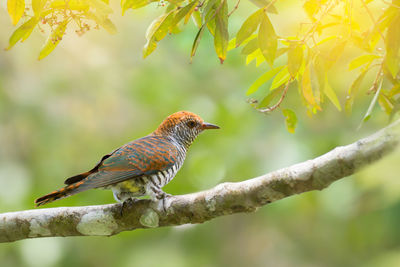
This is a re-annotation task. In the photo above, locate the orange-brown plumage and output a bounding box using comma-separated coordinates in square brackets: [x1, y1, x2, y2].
[35, 111, 219, 207]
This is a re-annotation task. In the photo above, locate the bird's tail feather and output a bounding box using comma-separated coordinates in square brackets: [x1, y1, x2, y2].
[34, 180, 86, 207]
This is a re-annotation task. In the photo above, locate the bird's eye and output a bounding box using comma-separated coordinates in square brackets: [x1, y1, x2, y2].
[187, 121, 196, 128]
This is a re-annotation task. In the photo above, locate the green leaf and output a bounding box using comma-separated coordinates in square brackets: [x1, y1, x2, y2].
[6, 17, 38, 50]
[385, 13, 400, 78]
[241, 38, 258, 55]
[287, 43, 303, 77]
[192, 10, 202, 28]
[202, 0, 217, 22]
[270, 67, 290, 90]
[38, 19, 69, 60]
[32, 0, 46, 17]
[143, 10, 176, 58]
[276, 47, 289, 58]
[282, 109, 297, 133]
[191, 0, 218, 61]
[172, 0, 198, 26]
[214, 0, 229, 63]
[236, 9, 263, 47]
[258, 11, 277, 66]
[7, 0, 25, 25]
[246, 66, 284, 95]
[191, 25, 206, 60]
[348, 54, 380, 71]
[257, 85, 284, 108]
[324, 76, 341, 111]
[249, 0, 278, 13]
[345, 70, 368, 114]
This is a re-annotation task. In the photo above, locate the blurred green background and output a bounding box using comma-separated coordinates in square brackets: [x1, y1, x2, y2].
[1, 1, 400, 267]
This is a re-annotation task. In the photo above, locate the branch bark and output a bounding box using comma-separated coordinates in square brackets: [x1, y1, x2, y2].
[1, 120, 400, 243]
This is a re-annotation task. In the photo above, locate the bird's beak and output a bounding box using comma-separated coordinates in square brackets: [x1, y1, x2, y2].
[202, 122, 220, 130]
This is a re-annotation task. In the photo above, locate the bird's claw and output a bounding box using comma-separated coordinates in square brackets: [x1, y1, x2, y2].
[155, 193, 172, 213]
[119, 197, 139, 217]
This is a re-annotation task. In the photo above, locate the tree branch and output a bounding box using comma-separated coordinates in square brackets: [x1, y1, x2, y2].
[1, 120, 400, 243]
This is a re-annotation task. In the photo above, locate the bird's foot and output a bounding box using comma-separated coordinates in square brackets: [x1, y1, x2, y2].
[120, 197, 139, 217]
[155, 192, 172, 214]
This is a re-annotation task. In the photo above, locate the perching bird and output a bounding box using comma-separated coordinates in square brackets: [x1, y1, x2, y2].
[35, 111, 219, 207]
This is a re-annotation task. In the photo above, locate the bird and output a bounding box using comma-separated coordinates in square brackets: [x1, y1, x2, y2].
[34, 111, 219, 207]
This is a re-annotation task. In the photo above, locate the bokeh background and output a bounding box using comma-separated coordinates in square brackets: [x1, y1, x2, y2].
[1, 1, 400, 266]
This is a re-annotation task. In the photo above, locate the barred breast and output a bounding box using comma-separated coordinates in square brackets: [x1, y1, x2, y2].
[147, 161, 182, 188]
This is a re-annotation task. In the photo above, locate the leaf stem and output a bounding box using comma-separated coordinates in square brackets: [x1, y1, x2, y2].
[257, 79, 292, 113]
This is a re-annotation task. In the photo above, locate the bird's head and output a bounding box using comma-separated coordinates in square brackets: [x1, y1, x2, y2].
[153, 111, 219, 147]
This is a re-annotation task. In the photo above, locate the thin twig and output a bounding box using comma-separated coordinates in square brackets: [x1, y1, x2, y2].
[257, 79, 292, 113]
[228, 0, 240, 17]
[368, 62, 384, 94]
[361, 0, 386, 43]
[358, 78, 384, 130]
[301, 0, 335, 44]
[382, 0, 400, 9]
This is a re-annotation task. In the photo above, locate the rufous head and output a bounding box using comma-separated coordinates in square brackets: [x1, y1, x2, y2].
[153, 111, 219, 146]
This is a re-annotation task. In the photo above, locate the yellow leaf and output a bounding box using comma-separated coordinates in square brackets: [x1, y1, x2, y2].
[324, 76, 342, 111]
[287, 43, 303, 78]
[85, 12, 117, 34]
[385, 13, 400, 78]
[247, 66, 284, 95]
[50, 0, 89, 11]
[302, 64, 318, 107]
[7, 0, 25, 25]
[144, 10, 176, 58]
[282, 109, 297, 133]
[245, 49, 264, 66]
[172, 1, 198, 26]
[7, 17, 38, 50]
[38, 20, 69, 60]
[348, 54, 380, 71]
[32, 0, 46, 17]
[214, 0, 228, 63]
[122, 0, 156, 14]
[258, 11, 277, 66]
[378, 94, 394, 115]
[88, 0, 113, 16]
[325, 41, 346, 69]
[345, 70, 367, 114]
[270, 67, 290, 90]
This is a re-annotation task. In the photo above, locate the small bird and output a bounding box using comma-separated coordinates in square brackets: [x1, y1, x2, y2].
[35, 111, 219, 207]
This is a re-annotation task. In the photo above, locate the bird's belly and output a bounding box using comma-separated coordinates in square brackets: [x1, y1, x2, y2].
[115, 180, 145, 193]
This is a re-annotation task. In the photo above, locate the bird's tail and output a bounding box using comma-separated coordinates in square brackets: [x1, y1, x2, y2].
[34, 180, 86, 207]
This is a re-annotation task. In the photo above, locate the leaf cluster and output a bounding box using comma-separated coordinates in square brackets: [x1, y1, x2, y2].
[5, 0, 400, 132]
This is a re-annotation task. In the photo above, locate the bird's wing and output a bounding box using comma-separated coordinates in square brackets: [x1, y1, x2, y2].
[64, 148, 120, 185]
[76, 135, 178, 189]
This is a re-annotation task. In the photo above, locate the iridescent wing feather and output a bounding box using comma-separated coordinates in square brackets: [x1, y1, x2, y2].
[73, 135, 178, 190]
